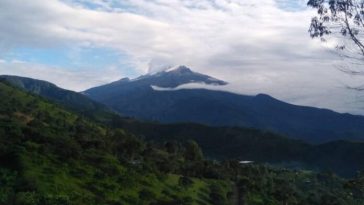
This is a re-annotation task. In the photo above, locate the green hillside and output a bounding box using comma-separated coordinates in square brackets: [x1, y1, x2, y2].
[0, 81, 363, 205]
[0, 75, 116, 123]
[0, 81, 231, 205]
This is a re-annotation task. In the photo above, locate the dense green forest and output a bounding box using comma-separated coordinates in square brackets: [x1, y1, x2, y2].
[0, 81, 363, 205]
[111, 117, 364, 177]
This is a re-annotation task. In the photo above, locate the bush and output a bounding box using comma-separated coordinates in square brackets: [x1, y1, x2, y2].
[15, 192, 39, 205]
[209, 184, 227, 205]
[139, 189, 156, 201]
[40, 194, 71, 205]
[178, 176, 194, 187]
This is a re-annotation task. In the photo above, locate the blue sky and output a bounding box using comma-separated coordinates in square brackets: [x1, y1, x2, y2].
[1, 0, 364, 114]
[2, 46, 137, 76]
[275, 0, 307, 11]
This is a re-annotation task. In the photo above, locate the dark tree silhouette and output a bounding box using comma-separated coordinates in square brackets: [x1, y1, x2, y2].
[308, 0, 364, 89]
[308, 0, 364, 54]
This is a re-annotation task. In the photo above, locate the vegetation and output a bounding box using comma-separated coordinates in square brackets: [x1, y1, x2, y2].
[111, 118, 364, 177]
[0, 75, 115, 123]
[0, 81, 363, 204]
[236, 165, 364, 205]
[0, 81, 230, 205]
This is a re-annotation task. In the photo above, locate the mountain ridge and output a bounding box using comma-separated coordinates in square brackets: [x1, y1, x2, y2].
[84, 66, 364, 143]
[0, 75, 116, 122]
[3, 70, 364, 144]
[84, 65, 227, 97]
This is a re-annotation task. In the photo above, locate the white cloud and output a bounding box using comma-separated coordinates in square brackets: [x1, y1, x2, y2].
[0, 0, 322, 71]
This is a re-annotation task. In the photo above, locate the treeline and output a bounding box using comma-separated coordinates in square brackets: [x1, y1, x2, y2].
[111, 117, 364, 177]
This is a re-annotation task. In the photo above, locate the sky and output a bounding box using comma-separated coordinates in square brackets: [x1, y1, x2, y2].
[1, 0, 364, 114]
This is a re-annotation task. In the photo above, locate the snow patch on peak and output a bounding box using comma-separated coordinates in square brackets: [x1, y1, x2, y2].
[165, 65, 192, 73]
[165, 65, 180, 72]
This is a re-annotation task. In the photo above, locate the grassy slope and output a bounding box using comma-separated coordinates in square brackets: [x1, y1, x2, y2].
[0, 82, 231, 205]
[0, 75, 116, 123]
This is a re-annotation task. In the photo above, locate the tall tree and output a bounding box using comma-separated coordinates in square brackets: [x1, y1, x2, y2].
[308, 0, 364, 88]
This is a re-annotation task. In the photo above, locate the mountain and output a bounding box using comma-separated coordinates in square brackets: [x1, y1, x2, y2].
[85, 66, 364, 143]
[1, 74, 363, 176]
[84, 65, 227, 99]
[0, 75, 116, 122]
[3, 80, 363, 204]
[2, 74, 363, 176]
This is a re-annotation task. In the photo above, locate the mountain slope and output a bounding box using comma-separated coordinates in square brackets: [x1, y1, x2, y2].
[0, 81, 236, 205]
[84, 65, 227, 103]
[84, 66, 364, 143]
[0, 75, 115, 122]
